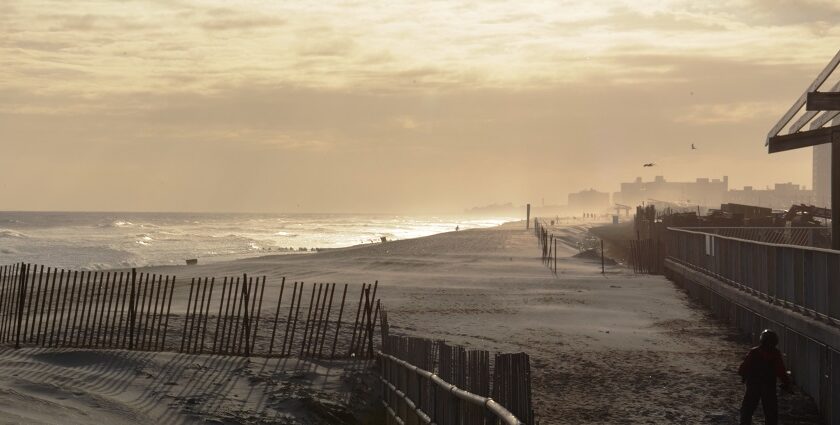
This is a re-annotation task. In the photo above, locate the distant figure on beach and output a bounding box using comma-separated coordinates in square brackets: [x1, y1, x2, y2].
[738, 329, 793, 425]
[455, 225, 459, 231]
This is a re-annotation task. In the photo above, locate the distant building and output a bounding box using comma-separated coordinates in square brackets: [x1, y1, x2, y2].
[726, 183, 814, 210]
[814, 144, 831, 208]
[568, 189, 610, 212]
[613, 175, 728, 208]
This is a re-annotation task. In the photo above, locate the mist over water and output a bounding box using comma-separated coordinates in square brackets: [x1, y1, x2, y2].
[0, 212, 512, 270]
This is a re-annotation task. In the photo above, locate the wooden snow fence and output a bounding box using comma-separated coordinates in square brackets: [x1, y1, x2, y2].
[378, 332, 535, 425]
[0, 262, 382, 359]
[627, 238, 664, 274]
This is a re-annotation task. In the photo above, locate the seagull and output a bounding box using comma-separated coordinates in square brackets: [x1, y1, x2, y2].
[691, 144, 697, 150]
[643, 163, 655, 167]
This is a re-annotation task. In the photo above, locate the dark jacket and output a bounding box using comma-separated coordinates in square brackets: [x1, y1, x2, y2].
[738, 346, 791, 388]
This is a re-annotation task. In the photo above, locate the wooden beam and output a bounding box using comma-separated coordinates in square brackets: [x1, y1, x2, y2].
[833, 140, 840, 250]
[768, 126, 836, 153]
[808, 110, 840, 130]
[766, 49, 840, 142]
[789, 81, 840, 133]
[807, 92, 840, 111]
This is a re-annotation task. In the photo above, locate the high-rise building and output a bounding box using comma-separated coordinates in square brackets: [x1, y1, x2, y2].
[568, 189, 610, 212]
[726, 183, 814, 209]
[613, 176, 728, 208]
[814, 144, 831, 208]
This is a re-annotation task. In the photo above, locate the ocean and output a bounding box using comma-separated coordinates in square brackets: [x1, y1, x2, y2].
[0, 212, 512, 270]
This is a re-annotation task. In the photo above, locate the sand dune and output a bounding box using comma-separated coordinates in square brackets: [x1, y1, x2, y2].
[0, 347, 373, 425]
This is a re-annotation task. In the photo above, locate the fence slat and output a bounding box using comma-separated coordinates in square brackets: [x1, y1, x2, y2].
[0, 263, 375, 362]
[268, 277, 286, 355]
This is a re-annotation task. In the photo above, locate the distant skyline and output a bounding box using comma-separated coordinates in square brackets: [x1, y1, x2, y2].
[2, 1, 839, 213]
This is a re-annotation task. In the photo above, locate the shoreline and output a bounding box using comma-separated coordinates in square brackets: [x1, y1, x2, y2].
[0, 214, 517, 272]
[123, 219, 526, 273]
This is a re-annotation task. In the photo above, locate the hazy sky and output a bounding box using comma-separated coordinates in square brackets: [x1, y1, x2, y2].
[2, 0, 839, 213]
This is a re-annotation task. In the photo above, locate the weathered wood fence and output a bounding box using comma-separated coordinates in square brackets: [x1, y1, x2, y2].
[627, 238, 664, 274]
[378, 323, 535, 425]
[533, 219, 558, 274]
[0, 262, 381, 359]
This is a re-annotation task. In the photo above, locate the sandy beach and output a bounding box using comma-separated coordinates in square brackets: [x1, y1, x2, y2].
[0, 221, 823, 424]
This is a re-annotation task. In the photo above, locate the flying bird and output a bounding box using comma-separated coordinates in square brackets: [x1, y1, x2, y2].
[691, 144, 697, 150]
[643, 163, 655, 167]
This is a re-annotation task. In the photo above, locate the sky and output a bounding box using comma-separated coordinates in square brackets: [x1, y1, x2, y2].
[2, 0, 840, 213]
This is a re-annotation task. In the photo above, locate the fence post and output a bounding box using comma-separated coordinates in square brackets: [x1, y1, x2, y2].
[128, 268, 136, 350]
[601, 239, 605, 274]
[526, 204, 530, 230]
[15, 263, 28, 349]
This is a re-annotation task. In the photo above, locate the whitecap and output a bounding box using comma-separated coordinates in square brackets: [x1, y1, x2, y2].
[0, 229, 27, 238]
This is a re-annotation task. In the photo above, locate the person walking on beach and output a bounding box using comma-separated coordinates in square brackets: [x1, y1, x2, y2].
[738, 329, 793, 425]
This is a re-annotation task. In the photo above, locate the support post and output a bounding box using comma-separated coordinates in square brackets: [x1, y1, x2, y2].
[526, 204, 531, 230]
[15, 263, 28, 349]
[601, 240, 605, 274]
[833, 140, 840, 250]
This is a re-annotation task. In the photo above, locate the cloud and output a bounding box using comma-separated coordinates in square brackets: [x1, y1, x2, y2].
[394, 116, 419, 130]
[0, 0, 831, 211]
[673, 102, 781, 125]
[741, 0, 840, 26]
[199, 17, 285, 31]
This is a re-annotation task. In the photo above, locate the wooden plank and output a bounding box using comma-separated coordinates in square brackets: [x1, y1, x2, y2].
[768, 126, 835, 153]
[347, 283, 366, 356]
[833, 140, 840, 250]
[767, 49, 840, 142]
[28, 265, 44, 343]
[146, 274, 164, 350]
[249, 276, 265, 353]
[807, 91, 840, 111]
[160, 276, 176, 351]
[226, 277, 242, 354]
[103, 272, 120, 347]
[809, 110, 840, 130]
[317, 283, 336, 358]
[268, 277, 286, 355]
[137, 273, 154, 350]
[330, 284, 348, 359]
[211, 277, 227, 352]
[14, 263, 28, 349]
[190, 277, 209, 353]
[93, 272, 111, 347]
[42, 268, 56, 346]
[72, 270, 91, 346]
[199, 277, 215, 353]
[179, 278, 196, 353]
[286, 282, 304, 356]
[299, 283, 319, 357]
[280, 281, 297, 355]
[58, 270, 73, 346]
[790, 82, 840, 132]
[0, 265, 15, 342]
[0, 265, 9, 342]
[218, 277, 235, 352]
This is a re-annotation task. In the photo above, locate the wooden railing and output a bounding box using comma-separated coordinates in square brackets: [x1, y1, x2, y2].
[379, 333, 535, 425]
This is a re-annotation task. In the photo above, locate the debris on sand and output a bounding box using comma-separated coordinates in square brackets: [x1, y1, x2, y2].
[573, 248, 617, 265]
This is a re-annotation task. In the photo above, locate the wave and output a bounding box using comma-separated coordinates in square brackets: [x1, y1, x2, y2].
[273, 231, 298, 237]
[0, 229, 27, 238]
[97, 220, 134, 228]
[97, 220, 158, 229]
